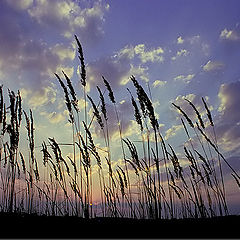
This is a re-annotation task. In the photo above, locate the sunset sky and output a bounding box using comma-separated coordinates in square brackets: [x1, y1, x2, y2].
[0, 0, 240, 213]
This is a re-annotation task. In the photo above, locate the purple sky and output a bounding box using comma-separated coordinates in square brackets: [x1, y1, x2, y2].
[0, 0, 240, 214]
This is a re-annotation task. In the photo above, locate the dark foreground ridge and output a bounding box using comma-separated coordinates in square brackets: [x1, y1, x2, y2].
[0, 212, 239, 238]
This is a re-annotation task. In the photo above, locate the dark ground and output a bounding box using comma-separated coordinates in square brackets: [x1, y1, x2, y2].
[0, 213, 239, 238]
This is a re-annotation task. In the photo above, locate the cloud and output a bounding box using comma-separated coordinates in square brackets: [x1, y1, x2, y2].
[92, 100, 135, 141]
[0, 3, 64, 92]
[176, 49, 189, 57]
[117, 45, 135, 60]
[118, 44, 164, 64]
[0, 0, 111, 119]
[171, 83, 240, 154]
[173, 74, 195, 84]
[78, 98, 89, 111]
[40, 110, 67, 124]
[134, 44, 164, 63]
[86, 56, 131, 90]
[86, 46, 152, 91]
[164, 124, 183, 140]
[216, 124, 240, 152]
[58, 42, 164, 95]
[220, 28, 240, 41]
[201, 43, 210, 56]
[218, 81, 240, 124]
[212, 81, 240, 153]
[122, 64, 149, 84]
[203, 60, 225, 72]
[55, 65, 74, 79]
[152, 80, 167, 88]
[48, 111, 67, 124]
[171, 49, 189, 61]
[52, 43, 75, 61]
[116, 120, 140, 140]
[172, 93, 208, 121]
[177, 36, 184, 44]
[21, 86, 57, 109]
[0, 35, 62, 98]
[27, 0, 109, 43]
[87, 43, 165, 88]
[183, 34, 210, 56]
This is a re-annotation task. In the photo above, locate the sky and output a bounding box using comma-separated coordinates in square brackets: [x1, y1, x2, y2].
[0, 0, 240, 213]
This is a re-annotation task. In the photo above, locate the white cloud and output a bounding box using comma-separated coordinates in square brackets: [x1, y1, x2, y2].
[78, 98, 89, 111]
[124, 64, 148, 84]
[85, 42, 165, 93]
[182, 35, 210, 56]
[90, 43, 164, 88]
[172, 93, 208, 121]
[27, 0, 109, 43]
[24, 86, 57, 109]
[0, 4, 77, 99]
[118, 44, 164, 64]
[118, 120, 141, 139]
[218, 81, 240, 122]
[48, 112, 66, 124]
[203, 60, 225, 72]
[134, 44, 164, 63]
[152, 80, 167, 88]
[55, 65, 74, 78]
[41, 111, 66, 124]
[217, 126, 240, 152]
[173, 74, 195, 84]
[86, 55, 131, 90]
[220, 28, 240, 41]
[52, 43, 75, 61]
[171, 49, 189, 61]
[177, 36, 184, 44]
[177, 49, 189, 57]
[117, 45, 135, 60]
[86, 46, 150, 90]
[164, 124, 183, 140]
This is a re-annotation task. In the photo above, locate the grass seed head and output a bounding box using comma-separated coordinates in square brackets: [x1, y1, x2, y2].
[185, 98, 205, 129]
[102, 76, 115, 104]
[97, 86, 108, 121]
[62, 70, 78, 111]
[55, 73, 74, 123]
[202, 97, 214, 126]
[87, 95, 104, 129]
[75, 35, 86, 87]
[172, 102, 194, 128]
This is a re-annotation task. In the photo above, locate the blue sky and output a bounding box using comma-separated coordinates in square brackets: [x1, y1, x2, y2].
[0, 0, 240, 213]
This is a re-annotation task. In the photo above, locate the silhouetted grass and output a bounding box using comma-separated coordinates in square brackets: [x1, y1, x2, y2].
[0, 36, 239, 229]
